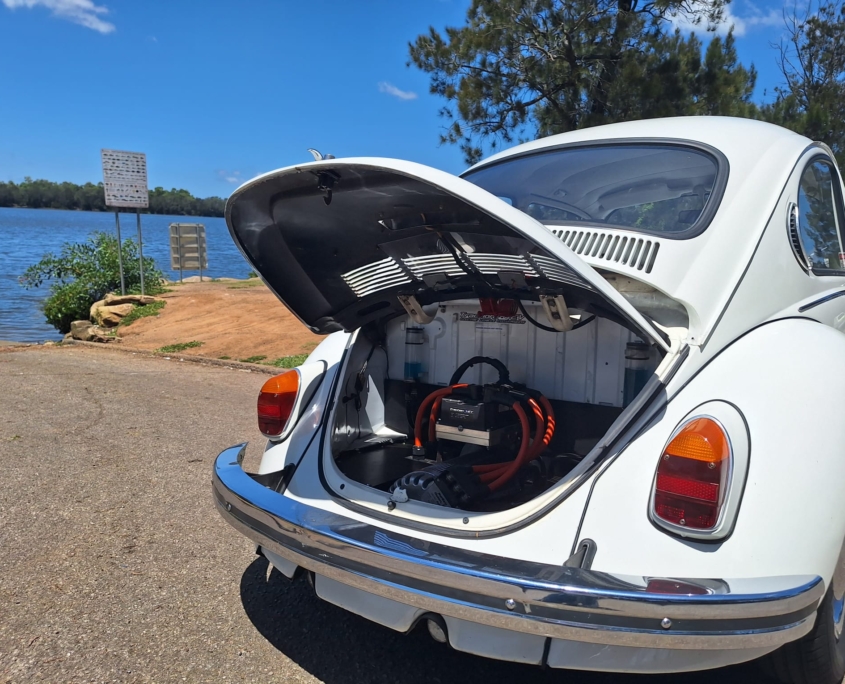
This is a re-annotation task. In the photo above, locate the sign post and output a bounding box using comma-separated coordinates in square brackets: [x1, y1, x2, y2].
[101, 150, 149, 295]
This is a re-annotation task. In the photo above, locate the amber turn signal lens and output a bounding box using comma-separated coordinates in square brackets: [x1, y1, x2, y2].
[664, 418, 730, 463]
[653, 417, 731, 531]
[257, 370, 300, 437]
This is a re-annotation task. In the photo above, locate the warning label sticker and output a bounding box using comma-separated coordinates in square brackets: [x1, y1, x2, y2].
[459, 312, 526, 325]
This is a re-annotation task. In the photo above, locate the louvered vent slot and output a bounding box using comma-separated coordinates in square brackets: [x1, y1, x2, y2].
[551, 227, 661, 272]
[531, 255, 592, 289]
[342, 258, 412, 298]
[402, 254, 464, 277]
[467, 253, 539, 276]
[787, 203, 809, 271]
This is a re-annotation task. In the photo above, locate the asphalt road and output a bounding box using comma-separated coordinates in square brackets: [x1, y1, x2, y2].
[0, 346, 774, 683]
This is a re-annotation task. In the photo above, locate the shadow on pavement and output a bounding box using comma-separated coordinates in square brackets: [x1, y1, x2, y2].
[240, 556, 772, 684]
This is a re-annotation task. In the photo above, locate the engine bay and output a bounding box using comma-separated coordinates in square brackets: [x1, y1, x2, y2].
[330, 299, 660, 513]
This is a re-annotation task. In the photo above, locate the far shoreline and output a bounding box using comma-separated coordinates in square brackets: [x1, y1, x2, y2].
[0, 205, 225, 219]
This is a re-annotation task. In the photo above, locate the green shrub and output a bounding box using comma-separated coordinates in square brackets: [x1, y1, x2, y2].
[239, 355, 267, 364]
[157, 341, 203, 353]
[20, 231, 166, 333]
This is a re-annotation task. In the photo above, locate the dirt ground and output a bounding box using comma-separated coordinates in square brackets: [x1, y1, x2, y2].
[116, 279, 322, 361]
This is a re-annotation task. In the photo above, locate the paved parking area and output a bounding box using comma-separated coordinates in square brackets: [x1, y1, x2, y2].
[0, 346, 771, 683]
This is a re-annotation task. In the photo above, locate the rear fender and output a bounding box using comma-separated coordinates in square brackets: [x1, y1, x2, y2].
[579, 317, 845, 587]
[258, 332, 350, 474]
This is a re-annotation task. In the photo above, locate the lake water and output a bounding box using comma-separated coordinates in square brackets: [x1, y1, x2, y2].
[0, 207, 252, 342]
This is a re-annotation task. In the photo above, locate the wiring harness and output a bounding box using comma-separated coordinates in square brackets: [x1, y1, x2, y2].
[390, 357, 556, 508]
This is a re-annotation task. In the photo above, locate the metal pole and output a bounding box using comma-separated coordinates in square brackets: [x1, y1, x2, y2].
[136, 208, 145, 295]
[114, 210, 126, 296]
[178, 224, 183, 283]
[199, 227, 203, 282]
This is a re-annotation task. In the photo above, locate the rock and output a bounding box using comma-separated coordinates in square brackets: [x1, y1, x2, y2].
[70, 320, 94, 339]
[91, 303, 134, 328]
[104, 293, 162, 306]
[179, 276, 238, 283]
[70, 321, 114, 342]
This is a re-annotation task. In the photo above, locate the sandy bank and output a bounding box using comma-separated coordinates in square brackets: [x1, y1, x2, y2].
[116, 279, 322, 361]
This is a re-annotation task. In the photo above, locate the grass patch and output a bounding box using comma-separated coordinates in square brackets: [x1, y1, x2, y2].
[120, 300, 166, 327]
[266, 353, 309, 369]
[157, 341, 203, 353]
[240, 355, 267, 364]
[218, 355, 231, 360]
[227, 280, 263, 289]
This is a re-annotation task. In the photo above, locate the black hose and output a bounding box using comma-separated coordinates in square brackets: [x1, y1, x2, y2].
[449, 356, 510, 386]
[517, 299, 596, 333]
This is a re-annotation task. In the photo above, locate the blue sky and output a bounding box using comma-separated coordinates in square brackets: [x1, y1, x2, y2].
[0, 0, 796, 198]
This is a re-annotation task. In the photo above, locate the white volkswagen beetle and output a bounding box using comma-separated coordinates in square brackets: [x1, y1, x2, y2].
[214, 117, 845, 682]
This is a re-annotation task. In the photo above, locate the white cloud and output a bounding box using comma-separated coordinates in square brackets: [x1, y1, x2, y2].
[2, 0, 115, 33]
[378, 81, 418, 101]
[670, 1, 783, 38]
[217, 170, 242, 185]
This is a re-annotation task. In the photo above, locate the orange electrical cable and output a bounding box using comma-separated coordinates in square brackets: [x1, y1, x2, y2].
[477, 405, 542, 484]
[428, 397, 442, 443]
[527, 398, 546, 458]
[487, 403, 531, 491]
[539, 395, 556, 449]
[413, 384, 468, 448]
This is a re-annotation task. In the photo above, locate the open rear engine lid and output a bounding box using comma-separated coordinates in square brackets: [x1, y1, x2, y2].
[226, 158, 669, 351]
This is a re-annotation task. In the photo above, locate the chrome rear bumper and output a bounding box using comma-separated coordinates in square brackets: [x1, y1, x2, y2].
[214, 444, 823, 651]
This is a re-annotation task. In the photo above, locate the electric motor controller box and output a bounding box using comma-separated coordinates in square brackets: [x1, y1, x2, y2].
[435, 396, 518, 448]
[438, 396, 515, 431]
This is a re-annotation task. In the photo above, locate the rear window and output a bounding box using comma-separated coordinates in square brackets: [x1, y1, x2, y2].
[463, 143, 723, 238]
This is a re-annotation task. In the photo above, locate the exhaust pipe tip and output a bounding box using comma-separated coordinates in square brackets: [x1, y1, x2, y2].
[425, 616, 448, 644]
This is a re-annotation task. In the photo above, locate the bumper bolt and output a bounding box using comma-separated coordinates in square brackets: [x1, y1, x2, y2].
[226, 503, 232, 512]
[505, 598, 516, 611]
[661, 618, 672, 630]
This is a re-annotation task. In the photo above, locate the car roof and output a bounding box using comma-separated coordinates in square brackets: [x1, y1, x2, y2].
[468, 116, 811, 173]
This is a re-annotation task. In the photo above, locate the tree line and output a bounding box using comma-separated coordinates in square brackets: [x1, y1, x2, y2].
[0, 178, 225, 217]
[410, 0, 845, 164]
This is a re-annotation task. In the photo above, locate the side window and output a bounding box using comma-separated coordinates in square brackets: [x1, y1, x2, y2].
[797, 160, 845, 273]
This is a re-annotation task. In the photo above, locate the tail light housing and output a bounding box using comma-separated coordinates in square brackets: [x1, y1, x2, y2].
[258, 370, 300, 437]
[650, 405, 749, 541]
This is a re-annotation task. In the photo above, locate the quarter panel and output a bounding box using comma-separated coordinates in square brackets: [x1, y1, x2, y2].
[579, 318, 845, 585]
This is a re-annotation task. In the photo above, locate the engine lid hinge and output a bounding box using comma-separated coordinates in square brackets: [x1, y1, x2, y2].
[398, 294, 435, 324]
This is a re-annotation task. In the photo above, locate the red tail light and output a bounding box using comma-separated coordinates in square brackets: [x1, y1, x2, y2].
[257, 370, 300, 437]
[652, 417, 731, 531]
